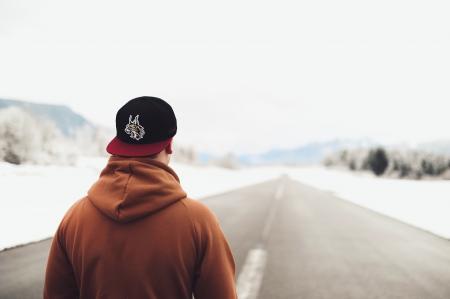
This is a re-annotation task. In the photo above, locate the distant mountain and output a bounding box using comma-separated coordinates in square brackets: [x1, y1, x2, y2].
[0, 98, 92, 135]
[197, 152, 216, 164]
[238, 139, 378, 165]
[418, 140, 450, 156]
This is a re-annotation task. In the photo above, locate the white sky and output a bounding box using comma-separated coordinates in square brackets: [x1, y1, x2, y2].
[1, 0, 449, 154]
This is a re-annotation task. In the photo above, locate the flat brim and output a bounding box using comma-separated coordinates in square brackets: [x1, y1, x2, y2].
[106, 137, 172, 157]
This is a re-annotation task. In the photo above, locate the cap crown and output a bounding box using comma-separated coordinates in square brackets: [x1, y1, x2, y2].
[115, 96, 177, 144]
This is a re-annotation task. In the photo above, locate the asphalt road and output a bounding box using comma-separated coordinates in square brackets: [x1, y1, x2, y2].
[1, 176, 450, 298]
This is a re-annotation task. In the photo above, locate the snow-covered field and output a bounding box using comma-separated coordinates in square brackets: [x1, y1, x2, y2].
[287, 167, 450, 240]
[1, 157, 449, 250]
[0, 157, 280, 250]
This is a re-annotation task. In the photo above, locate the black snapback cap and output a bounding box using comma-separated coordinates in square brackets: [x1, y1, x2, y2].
[106, 96, 177, 157]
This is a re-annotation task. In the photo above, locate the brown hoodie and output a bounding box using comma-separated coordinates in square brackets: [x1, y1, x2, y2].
[44, 156, 237, 299]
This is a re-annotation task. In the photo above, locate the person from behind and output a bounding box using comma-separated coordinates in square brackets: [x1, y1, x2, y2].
[44, 96, 237, 299]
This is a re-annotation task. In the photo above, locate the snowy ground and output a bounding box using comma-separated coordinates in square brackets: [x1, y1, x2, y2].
[0, 157, 280, 250]
[286, 167, 450, 240]
[1, 157, 449, 250]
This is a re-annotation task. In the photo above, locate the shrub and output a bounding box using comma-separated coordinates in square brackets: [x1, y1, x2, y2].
[367, 148, 389, 176]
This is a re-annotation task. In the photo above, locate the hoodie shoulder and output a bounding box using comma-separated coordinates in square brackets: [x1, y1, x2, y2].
[57, 197, 88, 234]
[181, 198, 219, 225]
[181, 198, 224, 249]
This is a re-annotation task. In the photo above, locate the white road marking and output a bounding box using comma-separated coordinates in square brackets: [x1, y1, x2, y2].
[236, 178, 286, 299]
[261, 180, 285, 241]
[236, 248, 268, 299]
[274, 179, 285, 201]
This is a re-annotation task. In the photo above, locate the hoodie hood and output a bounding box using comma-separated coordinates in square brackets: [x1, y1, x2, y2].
[88, 156, 187, 223]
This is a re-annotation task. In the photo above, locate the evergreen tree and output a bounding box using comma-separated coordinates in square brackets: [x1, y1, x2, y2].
[367, 148, 388, 176]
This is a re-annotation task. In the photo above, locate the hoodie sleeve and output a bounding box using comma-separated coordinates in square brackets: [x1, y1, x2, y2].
[43, 225, 79, 299]
[190, 201, 237, 299]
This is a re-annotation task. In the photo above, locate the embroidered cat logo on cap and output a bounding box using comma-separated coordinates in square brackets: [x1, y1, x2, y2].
[125, 115, 145, 141]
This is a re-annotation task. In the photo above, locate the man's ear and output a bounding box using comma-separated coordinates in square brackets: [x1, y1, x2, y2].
[165, 139, 173, 154]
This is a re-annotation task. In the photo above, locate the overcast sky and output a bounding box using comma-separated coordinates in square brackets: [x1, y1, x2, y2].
[1, 0, 449, 154]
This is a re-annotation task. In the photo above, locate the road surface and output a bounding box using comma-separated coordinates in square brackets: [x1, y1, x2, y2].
[1, 176, 450, 298]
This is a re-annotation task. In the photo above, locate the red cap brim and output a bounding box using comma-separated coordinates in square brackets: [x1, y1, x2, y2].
[106, 137, 172, 157]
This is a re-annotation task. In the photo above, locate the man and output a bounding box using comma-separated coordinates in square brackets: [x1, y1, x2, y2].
[44, 96, 237, 299]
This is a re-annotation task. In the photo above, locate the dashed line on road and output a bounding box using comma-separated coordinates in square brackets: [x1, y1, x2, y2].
[261, 179, 285, 242]
[236, 247, 268, 299]
[236, 177, 286, 299]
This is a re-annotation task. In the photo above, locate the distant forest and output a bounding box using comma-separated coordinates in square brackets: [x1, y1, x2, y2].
[324, 147, 450, 180]
[0, 106, 110, 165]
[0, 106, 208, 166]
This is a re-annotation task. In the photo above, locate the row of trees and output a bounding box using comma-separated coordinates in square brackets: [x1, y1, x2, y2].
[0, 107, 77, 165]
[0, 107, 117, 165]
[0, 106, 236, 168]
[323, 147, 450, 179]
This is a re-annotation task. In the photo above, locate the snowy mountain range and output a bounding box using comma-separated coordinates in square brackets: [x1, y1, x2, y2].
[2, 98, 448, 165]
[238, 139, 379, 165]
[0, 98, 92, 135]
[418, 140, 450, 156]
